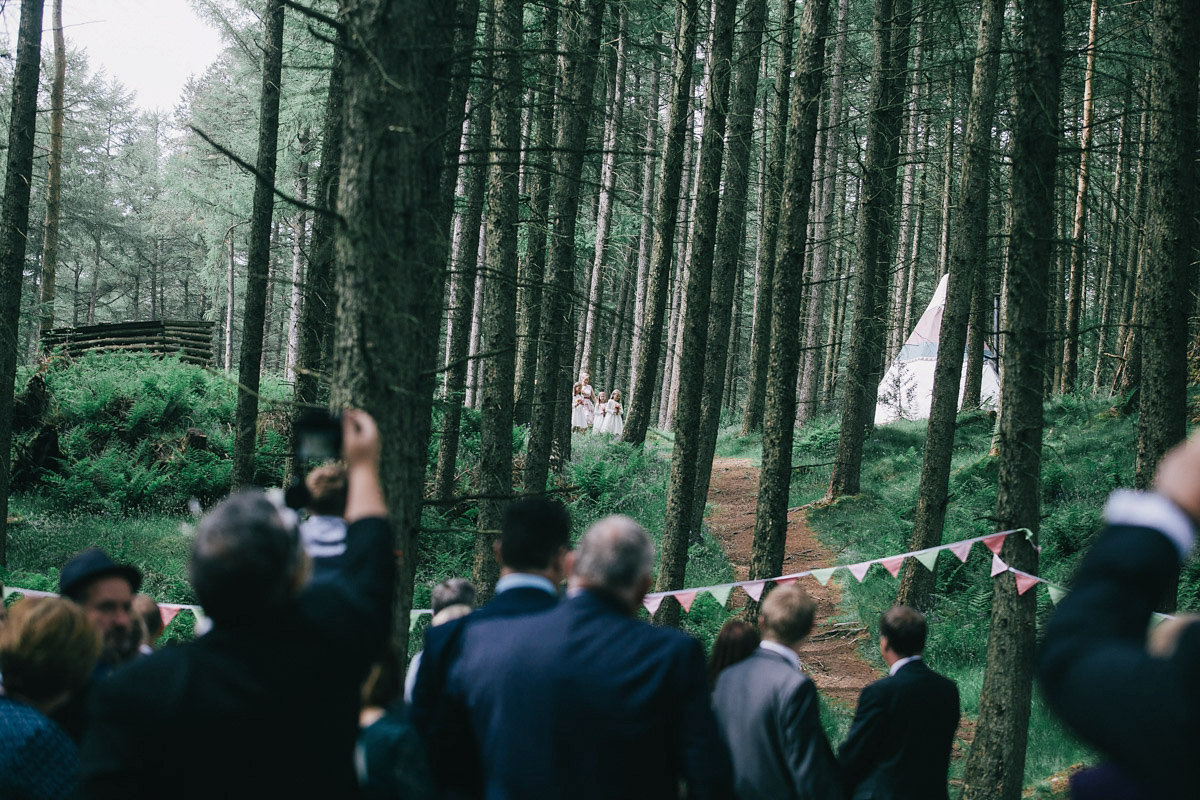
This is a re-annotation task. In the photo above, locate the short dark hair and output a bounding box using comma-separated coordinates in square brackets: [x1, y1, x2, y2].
[190, 492, 302, 627]
[880, 605, 927, 657]
[709, 618, 760, 685]
[431, 578, 476, 615]
[499, 497, 571, 572]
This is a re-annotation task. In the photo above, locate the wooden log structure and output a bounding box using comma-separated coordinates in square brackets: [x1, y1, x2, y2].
[42, 320, 215, 367]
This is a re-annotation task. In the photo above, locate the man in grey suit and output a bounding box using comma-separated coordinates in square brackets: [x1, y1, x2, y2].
[712, 584, 842, 800]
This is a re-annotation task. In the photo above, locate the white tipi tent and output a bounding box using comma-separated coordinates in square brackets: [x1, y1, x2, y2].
[874, 273, 1000, 425]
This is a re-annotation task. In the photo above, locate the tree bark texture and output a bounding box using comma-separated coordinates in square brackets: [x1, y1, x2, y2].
[1134, 0, 1200, 489]
[231, 0, 285, 490]
[514, 1, 559, 427]
[524, 0, 607, 487]
[741, 0, 795, 436]
[656, 0, 738, 627]
[628, 31, 663, 406]
[474, 0, 524, 601]
[38, 0, 65, 339]
[690, 0, 768, 538]
[623, 0, 698, 445]
[827, 0, 913, 499]
[896, 0, 1005, 612]
[332, 0, 456, 661]
[0, 0, 46, 565]
[1061, 0, 1100, 394]
[285, 129, 312, 384]
[958, 0, 1063, 795]
[749, 0, 831, 608]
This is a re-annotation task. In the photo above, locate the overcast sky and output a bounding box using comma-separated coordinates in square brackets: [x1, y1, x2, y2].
[2, 0, 226, 113]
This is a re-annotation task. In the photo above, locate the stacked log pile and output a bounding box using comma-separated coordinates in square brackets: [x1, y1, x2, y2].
[42, 320, 215, 366]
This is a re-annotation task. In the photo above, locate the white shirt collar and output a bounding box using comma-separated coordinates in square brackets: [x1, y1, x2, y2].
[495, 573, 558, 597]
[759, 640, 802, 672]
[889, 654, 922, 676]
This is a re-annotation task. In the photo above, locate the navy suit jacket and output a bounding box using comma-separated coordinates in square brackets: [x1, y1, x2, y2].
[411, 585, 559, 797]
[444, 590, 734, 800]
[838, 659, 959, 800]
[1038, 522, 1200, 799]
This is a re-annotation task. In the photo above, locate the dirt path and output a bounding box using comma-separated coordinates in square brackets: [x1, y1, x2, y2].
[705, 457, 880, 706]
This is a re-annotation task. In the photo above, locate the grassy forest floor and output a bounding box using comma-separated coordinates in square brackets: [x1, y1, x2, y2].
[8, 354, 1197, 795]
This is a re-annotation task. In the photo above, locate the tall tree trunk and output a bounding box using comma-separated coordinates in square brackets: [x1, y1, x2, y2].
[741, 0, 795, 435]
[435, 86, 492, 502]
[292, 27, 346, 428]
[656, 0, 739, 627]
[896, 0, 1005, 612]
[958, 0, 1063, 794]
[691, 0, 769, 535]
[580, 6, 628, 379]
[1061, 0, 1100, 394]
[473, 0, 524, 601]
[333, 0, 456, 663]
[961, 243, 989, 409]
[231, 0, 285, 489]
[797, 0, 850, 427]
[285, 129, 312, 383]
[0, 0, 46, 565]
[628, 31, 663, 406]
[524, 0, 607, 488]
[1092, 84, 1133, 394]
[936, 79, 955, 278]
[748, 0, 831, 607]
[1114, 107, 1149, 395]
[623, 0, 699, 445]
[225, 229, 237, 372]
[38, 0, 65, 340]
[514, 1, 558, 427]
[827, 0, 913, 500]
[887, 8, 925, 363]
[1134, 0, 1200, 489]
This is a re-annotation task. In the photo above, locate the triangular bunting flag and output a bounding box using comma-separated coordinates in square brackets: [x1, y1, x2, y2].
[847, 562, 872, 582]
[1014, 572, 1040, 595]
[948, 540, 973, 562]
[742, 581, 766, 602]
[643, 594, 664, 616]
[160, 606, 184, 629]
[774, 576, 798, 586]
[914, 549, 940, 572]
[192, 608, 211, 635]
[676, 590, 699, 613]
[708, 585, 733, 607]
[990, 553, 1008, 577]
[1, 586, 14, 600]
[983, 533, 1007, 556]
[1150, 613, 1173, 627]
[881, 556, 905, 578]
[1047, 585, 1067, 605]
[810, 568, 836, 586]
[409, 611, 424, 633]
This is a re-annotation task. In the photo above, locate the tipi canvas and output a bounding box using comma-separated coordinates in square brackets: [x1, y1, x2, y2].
[874, 274, 1000, 425]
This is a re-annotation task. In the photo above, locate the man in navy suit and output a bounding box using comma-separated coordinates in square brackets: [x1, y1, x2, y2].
[411, 496, 571, 795]
[1039, 437, 1200, 800]
[442, 515, 734, 800]
[838, 605, 960, 800]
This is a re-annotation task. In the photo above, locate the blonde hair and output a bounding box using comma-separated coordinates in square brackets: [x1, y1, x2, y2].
[0, 596, 101, 703]
[760, 584, 816, 646]
[611, 390, 622, 402]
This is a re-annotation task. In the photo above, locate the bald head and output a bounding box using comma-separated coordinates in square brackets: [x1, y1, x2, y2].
[571, 515, 655, 609]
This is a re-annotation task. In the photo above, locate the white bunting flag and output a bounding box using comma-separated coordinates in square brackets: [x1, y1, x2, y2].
[847, 562, 872, 583]
[742, 581, 765, 601]
[643, 594, 664, 616]
[990, 553, 1007, 577]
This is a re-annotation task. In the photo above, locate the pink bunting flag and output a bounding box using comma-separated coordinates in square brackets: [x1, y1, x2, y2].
[948, 540, 973, 562]
[881, 556, 906, 578]
[1014, 572, 1040, 595]
[990, 553, 1008, 577]
[774, 576, 798, 586]
[742, 581, 765, 602]
[675, 590, 699, 613]
[982, 533, 1007, 556]
[159, 606, 184, 629]
[642, 595, 664, 616]
[847, 561, 872, 583]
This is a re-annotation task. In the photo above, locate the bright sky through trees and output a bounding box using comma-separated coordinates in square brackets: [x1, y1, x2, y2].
[0, 0, 223, 112]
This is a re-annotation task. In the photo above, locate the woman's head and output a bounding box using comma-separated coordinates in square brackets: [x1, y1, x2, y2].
[708, 617, 760, 686]
[0, 596, 101, 710]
